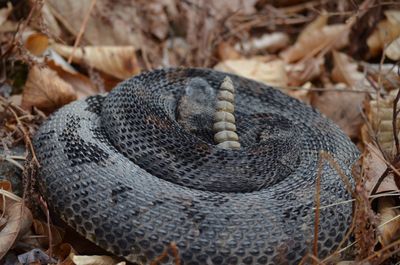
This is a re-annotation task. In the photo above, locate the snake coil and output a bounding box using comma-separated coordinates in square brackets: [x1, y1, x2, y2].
[34, 68, 359, 265]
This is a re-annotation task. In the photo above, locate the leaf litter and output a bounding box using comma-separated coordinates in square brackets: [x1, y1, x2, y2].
[1, 0, 400, 264]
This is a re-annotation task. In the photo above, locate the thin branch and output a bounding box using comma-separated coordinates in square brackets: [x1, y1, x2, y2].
[392, 89, 400, 155]
[68, 0, 97, 64]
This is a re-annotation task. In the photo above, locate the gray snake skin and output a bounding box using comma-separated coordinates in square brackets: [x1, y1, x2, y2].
[34, 68, 359, 265]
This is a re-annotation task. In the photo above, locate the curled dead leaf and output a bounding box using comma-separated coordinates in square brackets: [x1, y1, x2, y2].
[22, 66, 77, 114]
[52, 44, 140, 80]
[214, 59, 287, 87]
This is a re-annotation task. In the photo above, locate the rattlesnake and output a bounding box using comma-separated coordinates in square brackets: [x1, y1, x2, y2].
[34, 68, 359, 265]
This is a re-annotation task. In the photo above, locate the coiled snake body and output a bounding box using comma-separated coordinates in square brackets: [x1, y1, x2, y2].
[34, 68, 359, 265]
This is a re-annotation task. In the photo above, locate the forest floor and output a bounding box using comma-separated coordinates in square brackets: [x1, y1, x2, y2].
[1, 0, 400, 264]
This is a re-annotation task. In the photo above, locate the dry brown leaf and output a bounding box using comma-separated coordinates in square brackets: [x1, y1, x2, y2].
[214, 59, 287, 87]
[45, 50, 97, 98]
[365, 90, 400, 158]
[0, 202, 33, 260]
[362, 143, 399, 194]
[377, 197, 400, 247]
[71, 254, 121, 265]
[297, 12, 328, 43]
[386, 36, 400, 60]
[22, 66, 77, 113]
[32, 219, 65, 248]
[332, 51, 373, 91]
[46, 1, 141, 46]
[52, 44, 140, 80]
[284, 24, 349, 63]
[281, 24, 349, 63]
[367, 10, 400, 58]
[311, 86, 365, 139]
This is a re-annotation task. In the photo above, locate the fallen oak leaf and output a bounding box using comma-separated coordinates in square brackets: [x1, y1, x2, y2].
[52, 44, 141, 80]
[21, 66, 77, 114]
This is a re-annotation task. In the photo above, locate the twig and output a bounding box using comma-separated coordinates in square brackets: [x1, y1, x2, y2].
[392, 78, 400, 156]
[39, 196, 53, 259]
[360, 236, 400, 264]
[313, 153, 323, 261]
[68, 0, 97, 64]
[0, 155, 24, 170]
[312, 151, 359, 263]
[0, 97, 39, 167]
